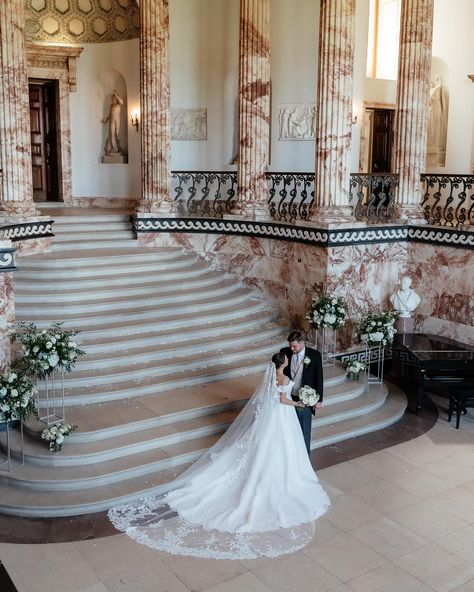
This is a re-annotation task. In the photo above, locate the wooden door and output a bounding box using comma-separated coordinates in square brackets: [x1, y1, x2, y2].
[29, 81, 59, 201]
[370, 109, 393, 173]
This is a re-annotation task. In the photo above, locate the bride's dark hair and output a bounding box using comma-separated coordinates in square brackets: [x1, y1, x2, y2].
[271, 352, 286, 369]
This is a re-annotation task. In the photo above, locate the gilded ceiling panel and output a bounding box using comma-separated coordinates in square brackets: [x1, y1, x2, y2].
[25, 0, 139, 43]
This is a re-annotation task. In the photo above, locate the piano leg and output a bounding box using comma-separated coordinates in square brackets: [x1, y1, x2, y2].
[416, 378, 425, 415]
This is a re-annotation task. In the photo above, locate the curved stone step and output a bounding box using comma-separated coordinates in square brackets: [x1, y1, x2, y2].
[0, 386, 406, 517]
[17, 279, 241, 316]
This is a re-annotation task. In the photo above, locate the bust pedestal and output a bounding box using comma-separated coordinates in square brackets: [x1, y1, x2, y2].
[396, 317, 415, 334]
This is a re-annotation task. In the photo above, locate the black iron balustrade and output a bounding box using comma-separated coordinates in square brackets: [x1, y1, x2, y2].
[266, 172, 315, 222]
[349, 173, 398, 223]
[421, 174, 474, 227]
[171, 171, 237, 218]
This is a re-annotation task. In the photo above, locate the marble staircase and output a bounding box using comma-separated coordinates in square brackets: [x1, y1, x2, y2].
[0, 209, 406, 517]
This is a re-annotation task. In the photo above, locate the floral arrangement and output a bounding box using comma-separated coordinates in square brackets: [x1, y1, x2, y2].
[41, 423, 77, 452]
[343, 360, 366, 380]
[298, 385, 320, 406]
[0, 371, 37, 422]
[355, 309, 398, 347]
[306, 292, 348, 329]
[14, 321, 85, 378]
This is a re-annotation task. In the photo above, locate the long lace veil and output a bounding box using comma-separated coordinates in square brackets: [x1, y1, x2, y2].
[108, 363, 317, 559]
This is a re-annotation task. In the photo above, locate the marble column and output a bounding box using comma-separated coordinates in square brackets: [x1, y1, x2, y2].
[0, 0, 38, 216]
[392, 0, 434, 222]
[312, 0, 356, 224]
[233, 0, 271, 220]
[137, 0, 172, 215]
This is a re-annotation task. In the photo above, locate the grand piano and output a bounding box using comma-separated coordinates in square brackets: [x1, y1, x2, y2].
[391, 333, 474, 414]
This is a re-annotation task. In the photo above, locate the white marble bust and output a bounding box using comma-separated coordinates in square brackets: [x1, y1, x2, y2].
[390, 276, 421, 318]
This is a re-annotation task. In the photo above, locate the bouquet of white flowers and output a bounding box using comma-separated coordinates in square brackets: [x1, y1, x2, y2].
[0, 370, 37, 422]
[355, 309, 398, 347]
[343, 360, 366, 380]
[298, 385, 320, 406]
[14, 321, 85, 378]
[41, 423, 77, 452]
[306, 292, 348, 329]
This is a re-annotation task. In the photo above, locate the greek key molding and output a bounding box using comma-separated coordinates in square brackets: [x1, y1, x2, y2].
[409, 226, 474, 249]
[0, 221, 54, 242]
[134, 218, 329, 245]
[134, 217, 473, 250]
[0, 248, 16, 273]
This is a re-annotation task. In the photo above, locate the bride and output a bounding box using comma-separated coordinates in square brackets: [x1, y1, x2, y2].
[108, 352, 330, 559]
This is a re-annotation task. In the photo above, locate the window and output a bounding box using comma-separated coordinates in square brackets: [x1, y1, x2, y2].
[367, 0, 401, 80]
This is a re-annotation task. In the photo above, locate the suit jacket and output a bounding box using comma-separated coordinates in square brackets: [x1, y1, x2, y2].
[280, 346, 324, 414]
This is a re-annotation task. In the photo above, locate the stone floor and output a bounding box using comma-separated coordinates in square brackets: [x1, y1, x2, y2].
[1, 393, 473, 592]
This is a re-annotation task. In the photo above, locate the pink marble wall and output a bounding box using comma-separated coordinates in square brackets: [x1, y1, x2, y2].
[0, 272, 14, 371]
[407, 242, 474, 345]
[139, 231, 408, 350]
[13, 237, 52, 256]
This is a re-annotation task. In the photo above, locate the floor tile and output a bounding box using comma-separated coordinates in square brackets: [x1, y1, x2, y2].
[317, 461, 382, 494]
[427, 486, 474, 523]
[322, 493, 383, 532]
[389, 499, 466, 542]
[437, 525, 474, 563]
[103, 561, 190, 592]
[394, 542, 474, 592]
[386, 465, 453, 499]
[349, 517, 428, 560]
[246, 551, 341, 592]
[350, 479, 421, 514]
[350, 449, 414, 479]
[160, 554, 247, 592]
[202, 572, 272, 592]
[346, 562, 434, 592]
[304, 532, 386, 582]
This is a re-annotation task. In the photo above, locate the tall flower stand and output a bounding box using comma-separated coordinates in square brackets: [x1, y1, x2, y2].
[365, 344, 385, 384]
[315, 326, 337, 366]
[0, 420, 24, 472]
[37, 369, 66, 426]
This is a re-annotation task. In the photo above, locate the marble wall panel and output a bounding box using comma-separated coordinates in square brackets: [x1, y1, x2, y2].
[407, 242, 474, 344]
[0, 272, 15, 370]
[13, 237, 52, 256]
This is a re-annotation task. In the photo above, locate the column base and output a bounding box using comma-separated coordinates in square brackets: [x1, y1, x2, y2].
[136, 199, 176, 217]
[0, 201, 39, 217]
[309, 205, 355, 225]
[225, 201, 272, 221]
[394, 204, 427, 225]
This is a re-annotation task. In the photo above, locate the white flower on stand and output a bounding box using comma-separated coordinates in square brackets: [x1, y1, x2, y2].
[41, 423, 77, 452]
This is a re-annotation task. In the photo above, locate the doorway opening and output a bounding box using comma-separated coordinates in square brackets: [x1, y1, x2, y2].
[29, 80, 60, 202]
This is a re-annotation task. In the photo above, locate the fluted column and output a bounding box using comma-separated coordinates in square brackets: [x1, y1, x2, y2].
[137, 0, 172, 215]
[312, 0, 355, 223]
[0, 0, 38, 216]
[233, 0, 271, 220]
[392, 0, 434, 222]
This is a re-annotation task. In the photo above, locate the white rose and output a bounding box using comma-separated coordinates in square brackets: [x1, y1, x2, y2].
[41, 330, 46, 334]
[49, 354, 60, 367]
[371, 331, 384, 342]
[8, 373, 16, 383]
[10, 388, 18, 397]
[46, 342, 53, 349]
[50, 337, 57, 344]
[33, 346, 39, 353]
[0, 387, 7, 397]
[68, 341, 77, 348]
[56, 434, 65, 444]
[0, 403, 10, 412]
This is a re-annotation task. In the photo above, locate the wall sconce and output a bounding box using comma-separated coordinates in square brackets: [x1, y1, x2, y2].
[351, 104, 359, 125]
[351, 114, 358, 125]
[130, 111, 139, 132]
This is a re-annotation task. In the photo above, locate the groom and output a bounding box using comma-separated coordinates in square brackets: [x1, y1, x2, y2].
[281, 330, 324, 455]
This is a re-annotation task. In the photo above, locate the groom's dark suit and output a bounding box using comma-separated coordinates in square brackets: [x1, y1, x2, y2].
[280, 345, 324, 454]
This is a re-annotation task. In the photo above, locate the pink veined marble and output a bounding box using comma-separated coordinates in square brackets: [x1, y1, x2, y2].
[235, 0, 271, 220]
[0, 0, 37, 216]
[0, 272, 15, 370]
[392, 0, 434, 220]
[137, 0, 172, 215]
[313, 0, 355, 218]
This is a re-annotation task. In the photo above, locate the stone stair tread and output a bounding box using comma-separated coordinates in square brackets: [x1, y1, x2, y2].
[79, 311, 277, 349]
[18, 245, 181, 261]
[13, 273, 229, 301]
[17, 278, 240, 312]
[16, 287, 254, 323]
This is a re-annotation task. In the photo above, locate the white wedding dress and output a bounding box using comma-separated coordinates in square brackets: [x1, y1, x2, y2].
[108, 364, 330, 559]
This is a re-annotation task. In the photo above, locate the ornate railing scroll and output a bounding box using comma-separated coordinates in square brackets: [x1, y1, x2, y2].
[266, 172, 315, 222]
[349, 173, 398, 223]
[171, 171, 237, 218]
[421, 174, 474, 227]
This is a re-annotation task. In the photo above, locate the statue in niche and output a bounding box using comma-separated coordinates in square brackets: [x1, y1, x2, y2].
[102, 90, 124, 155]
[427, 75, 448, 167]
[390, 276, 421, 318]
